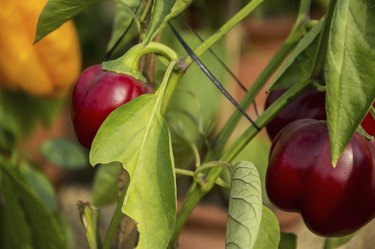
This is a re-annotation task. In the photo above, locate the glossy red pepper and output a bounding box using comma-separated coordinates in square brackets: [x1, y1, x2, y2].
[266, 119, 375, 236]
[264, 88, 326, 140]
[265, 89, 374, 139]
[72, 64, 151, 148]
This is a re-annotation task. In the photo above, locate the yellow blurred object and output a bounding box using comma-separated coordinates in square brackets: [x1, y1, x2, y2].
[0, 0, 81, 97]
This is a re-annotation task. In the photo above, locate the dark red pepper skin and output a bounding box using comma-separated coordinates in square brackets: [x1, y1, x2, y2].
[266, 119, 375, 236]
[72, 64, 151, 148]
[361, 103, 375, 137]
[264, 88, 326, 140]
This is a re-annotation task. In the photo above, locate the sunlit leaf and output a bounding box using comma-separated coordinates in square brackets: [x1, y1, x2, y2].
[90, 72, 176, 248]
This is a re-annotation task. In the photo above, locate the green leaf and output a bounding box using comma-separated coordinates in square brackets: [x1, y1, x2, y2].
[253, 206, 280, 249]
[35, 0, 101, 42]
[144, 0, 193, 44]
[226, 161, 262, 249]
[279, 233, 297, 249]
[323, 235, 353, 249]
[41, 138, 88, 170]
[233, 136, 271, 205]
[0, 162, 65, 249]
[19, 162, 58, 212]
[90, 75, 176, 248]
[269, 19, 323, 90]
[0, 164, 33, 249]
[92, 163, 122, 207]
[107, 0, 141, 53]
[325, 0, 375, 165]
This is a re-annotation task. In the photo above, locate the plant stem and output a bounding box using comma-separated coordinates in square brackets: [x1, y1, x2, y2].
[102, 180, 129, 249]
[184, 0, 264, 66]
[209, 0, 312, 160]
[220, 80, 310, 162]
[170, 161, 225, 247]
[171, 77, 311, 246]
[170, 0, 314, 245]
[175, 168, 195, 177]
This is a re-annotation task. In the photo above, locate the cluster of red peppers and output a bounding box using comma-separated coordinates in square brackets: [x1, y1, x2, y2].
[265, 88, 375, 236]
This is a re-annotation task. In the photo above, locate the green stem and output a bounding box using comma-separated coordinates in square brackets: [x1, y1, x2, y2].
[161, 65, 181, 115]
[172, 77, 311, 246]
[220, 80, 310, 162]
[102, 181, 129, 249]
[124, 42, 178, 70]
[209, 0, 312, 160]
[104, 42, 178, 82]
[169, 162, 225, 247]
[170, 0, 313, 244]
[184, 0, 264, 66]
[175, 168, 195, 177]
[140, 0, 153, 24]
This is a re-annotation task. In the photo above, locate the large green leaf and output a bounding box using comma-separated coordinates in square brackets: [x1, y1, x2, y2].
[92, 163, 122, 207]
[253, 206, 280, 249]
[326, 0, 375, 165]
[226, 161, 262, 249]
[144, 0, 193, 44]
[35, 0, 101, 42]
[90, 77, 176, 248]
[269, 19, 323, 90]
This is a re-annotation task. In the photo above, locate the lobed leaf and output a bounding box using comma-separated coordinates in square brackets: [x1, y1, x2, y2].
[326, 0, 375, 165]
[90, 80, 176, 248]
